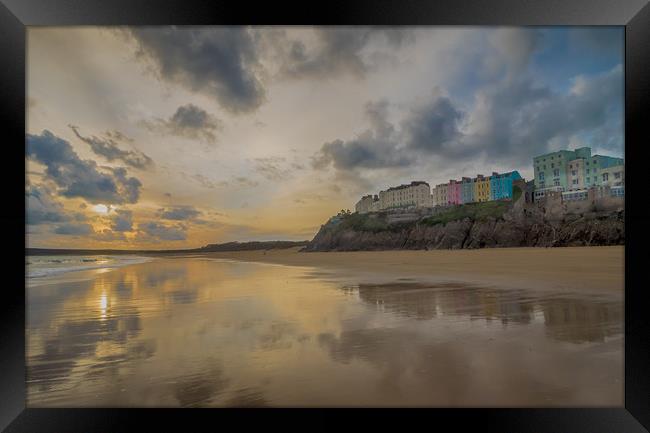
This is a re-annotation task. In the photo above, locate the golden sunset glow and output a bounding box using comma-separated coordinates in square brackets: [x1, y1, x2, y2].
[26, 26, 624, 250]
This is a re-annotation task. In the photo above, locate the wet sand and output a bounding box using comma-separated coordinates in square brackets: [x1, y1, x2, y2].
[27, 256, 623, 407]
[201, 246, 624, 294]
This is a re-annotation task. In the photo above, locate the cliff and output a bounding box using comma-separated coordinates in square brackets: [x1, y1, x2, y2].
[304, 193, 624, 252]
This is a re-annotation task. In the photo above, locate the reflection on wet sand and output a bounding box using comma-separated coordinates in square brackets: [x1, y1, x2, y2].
[27, 257, 623, 407]
[348, 282, 622, 342]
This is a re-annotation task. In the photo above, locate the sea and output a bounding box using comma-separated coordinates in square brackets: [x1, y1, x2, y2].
[26, 255, 153, 282]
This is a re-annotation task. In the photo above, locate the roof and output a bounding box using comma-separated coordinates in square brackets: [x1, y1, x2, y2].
[385, 181, 430, 192]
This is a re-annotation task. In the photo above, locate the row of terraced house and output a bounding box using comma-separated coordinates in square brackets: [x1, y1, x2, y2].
[355, 171, 522, 214]
[354, 146, 624, 214]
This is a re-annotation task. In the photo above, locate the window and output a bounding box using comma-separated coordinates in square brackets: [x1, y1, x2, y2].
[551, 163, 554, 168]
[553, 169, 560, 176]
[572, 179, 578, 185]
[602, 173, 609, 182]
[615, 172, 621, 179]
[543, 165, 546, 170]
[554, 179, 560, 186]
[571, 170, 577, 176]
[586, 177, 590, 183]
[570, 164, 573, 169]
[593, 160, 597, 164]
[586, 169, 590, 174]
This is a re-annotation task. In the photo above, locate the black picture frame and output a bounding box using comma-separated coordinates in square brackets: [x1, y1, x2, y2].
[2, 0, 649, 431]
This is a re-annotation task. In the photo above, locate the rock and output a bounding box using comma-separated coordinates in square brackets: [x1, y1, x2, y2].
[303, 201, 624, 251]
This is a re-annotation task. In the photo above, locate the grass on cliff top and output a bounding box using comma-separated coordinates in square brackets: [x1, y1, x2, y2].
[329, 189, 520, 233]
[512, 185, 522, 203]
[333, 213, 391, 233]
[421, 199, 512, 227]
[328, 212, 411, 233]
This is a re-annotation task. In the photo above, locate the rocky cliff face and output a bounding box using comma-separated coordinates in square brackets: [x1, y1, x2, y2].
[303, 199, 624, 252]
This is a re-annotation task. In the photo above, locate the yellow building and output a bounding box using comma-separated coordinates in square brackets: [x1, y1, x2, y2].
[474, 174, 491, 202]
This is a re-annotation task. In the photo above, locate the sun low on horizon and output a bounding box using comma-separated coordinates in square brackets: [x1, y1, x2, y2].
[26, 26, 624, 249]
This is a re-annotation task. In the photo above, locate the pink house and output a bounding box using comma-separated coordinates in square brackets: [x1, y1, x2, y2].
[448, 179, 461, 205]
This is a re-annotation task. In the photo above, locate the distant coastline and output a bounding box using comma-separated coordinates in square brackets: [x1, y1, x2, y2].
[27, 240, 310, 256]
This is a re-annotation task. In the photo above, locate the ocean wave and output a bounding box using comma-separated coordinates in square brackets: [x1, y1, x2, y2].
[26, 256, 153, 279]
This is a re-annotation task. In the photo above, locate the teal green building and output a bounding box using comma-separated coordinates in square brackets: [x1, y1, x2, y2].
[533, 147, 623, 196]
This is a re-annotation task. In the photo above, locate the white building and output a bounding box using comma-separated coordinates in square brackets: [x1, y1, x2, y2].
[378, 181, 431, 210]
[355, 194, 378, 214]
[432, 183, 449, 206]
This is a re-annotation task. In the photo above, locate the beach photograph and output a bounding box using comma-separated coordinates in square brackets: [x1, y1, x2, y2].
[26, 26, 624, 407]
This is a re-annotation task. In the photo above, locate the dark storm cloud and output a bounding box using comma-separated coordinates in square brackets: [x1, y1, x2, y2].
[142, 104, 222, 143]
[26, 130, 142, 205]
[311, 101, 412, 170]
[110, 209, 134, 232]
[54, 222, 93, 236]
[126, 27, 265, 114]
[279, 27, 414, 80]
[69, 125, 154, 169]
[137, 221, 187, 241]
[464, 64, 624, 164]
[26, 184, 69, 225]
[313, 61, 623, 173]
[157, 206, 201, 221]
[402, 92, 464, 154]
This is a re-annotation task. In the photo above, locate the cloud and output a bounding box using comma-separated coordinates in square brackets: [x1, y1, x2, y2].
[137, 221, 187, 241]
[69, 125, 154, 169]
[252, 157, 295, 181]
[105, 130, 134, 143]
[201, 175, 259, 189]
[402, 90, 464, 154]
[312, 100, 412, 170]
[142, 104, 222, 143]
[26, 184, 69, 225]
[126, 27, 265, 114]
[463, 64, 623, 164]
[110, 209, 134, 231]
[157, 206, 201, 221]
[313, 61, 623, 173]
[275, 27, 414, 80]
[92, 229, 127, 241]
[54, 222, 93, 236]
[485, 28, 541, 81]
[27, 130, 143, 205]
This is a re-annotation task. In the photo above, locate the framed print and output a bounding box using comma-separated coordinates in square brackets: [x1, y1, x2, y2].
[1, 0, 649, 431]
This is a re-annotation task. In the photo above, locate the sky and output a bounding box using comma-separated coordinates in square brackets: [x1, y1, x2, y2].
[26, 26, 624, 249]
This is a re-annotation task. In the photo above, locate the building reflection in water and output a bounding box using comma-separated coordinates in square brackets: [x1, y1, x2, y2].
[345, 283, 621, 343]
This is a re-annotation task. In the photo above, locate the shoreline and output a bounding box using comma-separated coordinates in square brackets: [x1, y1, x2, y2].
[195, 246, 624, 294]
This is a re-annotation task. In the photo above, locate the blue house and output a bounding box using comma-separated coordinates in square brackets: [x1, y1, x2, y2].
[460, 177, 474, 204]
[490, 171, 522, 200]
